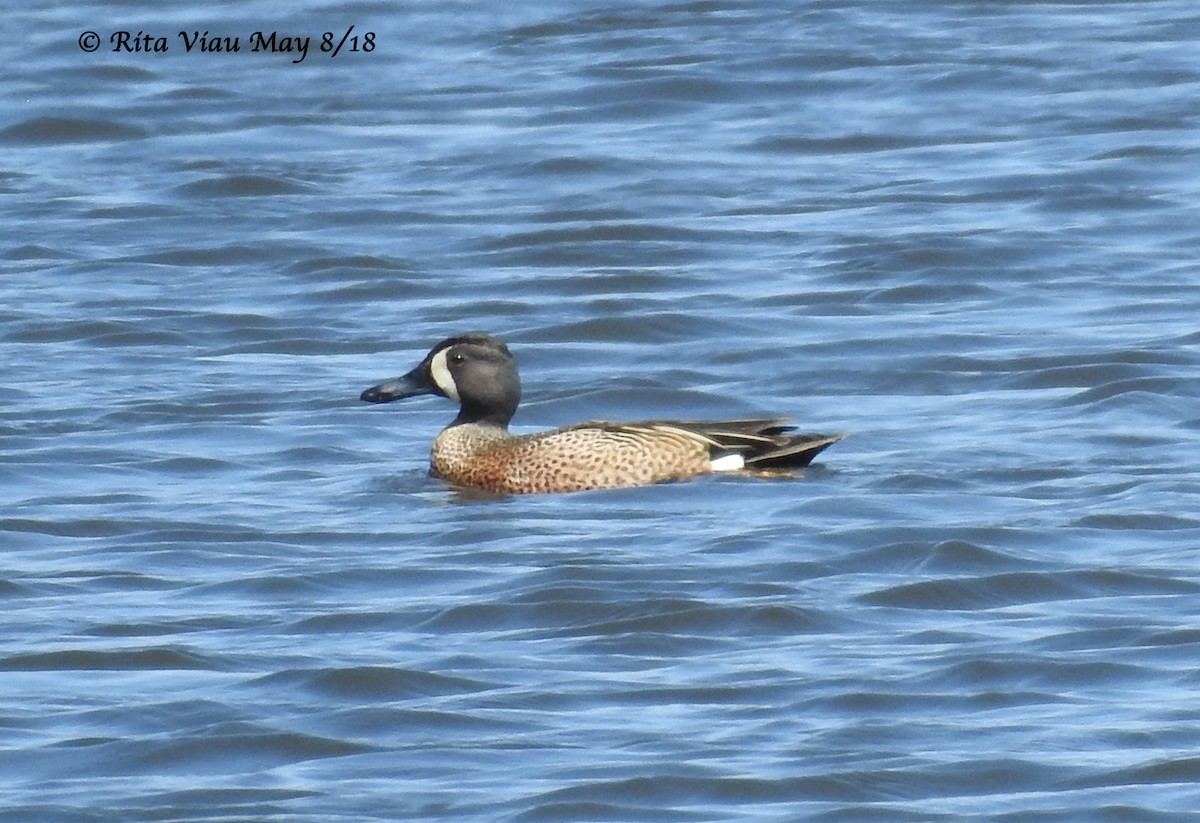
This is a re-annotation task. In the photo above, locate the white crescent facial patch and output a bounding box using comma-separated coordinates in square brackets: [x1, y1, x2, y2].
[428, 348, 460, 402]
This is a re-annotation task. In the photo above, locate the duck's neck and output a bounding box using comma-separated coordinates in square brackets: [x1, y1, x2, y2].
[452, 402, 514, 429]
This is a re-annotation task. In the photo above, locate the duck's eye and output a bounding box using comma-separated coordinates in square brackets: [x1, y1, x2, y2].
[450, 352, 466, 364]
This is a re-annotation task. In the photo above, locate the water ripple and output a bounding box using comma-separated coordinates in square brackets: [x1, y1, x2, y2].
[3, 1, 1199, 821]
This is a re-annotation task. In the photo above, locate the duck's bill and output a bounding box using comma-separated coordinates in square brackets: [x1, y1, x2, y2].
[360, 367, 431, 403]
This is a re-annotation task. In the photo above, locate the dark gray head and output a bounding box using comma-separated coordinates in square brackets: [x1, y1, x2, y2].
[360, 332, 522, 427]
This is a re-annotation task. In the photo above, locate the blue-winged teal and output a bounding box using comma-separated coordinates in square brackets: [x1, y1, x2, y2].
[361, 333, 845, 494]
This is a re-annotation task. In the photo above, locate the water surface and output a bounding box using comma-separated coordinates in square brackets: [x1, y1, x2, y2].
[3, 1, 1200, 820]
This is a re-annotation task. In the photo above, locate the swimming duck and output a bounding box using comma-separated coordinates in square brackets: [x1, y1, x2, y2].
[361, 332, 844, 494]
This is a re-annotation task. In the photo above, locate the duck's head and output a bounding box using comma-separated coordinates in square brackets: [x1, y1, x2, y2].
[361, 332, 521, 427]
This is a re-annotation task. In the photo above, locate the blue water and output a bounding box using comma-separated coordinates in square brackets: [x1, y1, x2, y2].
[4, 1, 1200, 820]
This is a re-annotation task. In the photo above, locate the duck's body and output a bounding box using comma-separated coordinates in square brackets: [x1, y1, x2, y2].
[361, 333, 844, 495]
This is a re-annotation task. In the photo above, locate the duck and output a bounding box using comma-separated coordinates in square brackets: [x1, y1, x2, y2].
[360, 332, 844, 494]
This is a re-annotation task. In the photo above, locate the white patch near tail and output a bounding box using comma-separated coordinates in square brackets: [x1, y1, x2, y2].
[429, 349, 460, 401]
[709, 453, 745, 472]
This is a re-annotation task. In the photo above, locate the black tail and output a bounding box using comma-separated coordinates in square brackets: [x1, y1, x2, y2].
[668, 418, 846, 470]
[742, 431, 845, 469]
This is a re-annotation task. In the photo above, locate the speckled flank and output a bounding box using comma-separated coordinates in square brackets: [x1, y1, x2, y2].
[432, 422, 715, 493]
